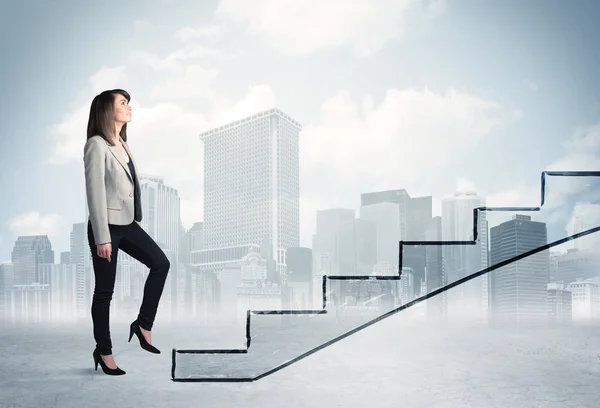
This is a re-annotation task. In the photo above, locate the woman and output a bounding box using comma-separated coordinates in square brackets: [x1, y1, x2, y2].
[84, 89, 170, 376]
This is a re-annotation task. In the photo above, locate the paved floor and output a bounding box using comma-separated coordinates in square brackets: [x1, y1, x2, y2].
[1, 315, 599, 408]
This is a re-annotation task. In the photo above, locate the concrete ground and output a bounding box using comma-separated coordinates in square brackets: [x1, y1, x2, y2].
[1, 314, 599, 408]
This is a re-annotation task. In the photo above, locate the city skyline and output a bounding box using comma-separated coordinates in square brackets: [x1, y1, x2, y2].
[0, 167, 594, 264]
[0, 135, 596, 264]
[3, 130, 599, 327]
[3, 202, 600, 327]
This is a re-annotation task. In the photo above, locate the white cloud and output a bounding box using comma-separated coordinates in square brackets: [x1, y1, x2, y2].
[175, 25, 222, 41]
[560, 122, 600, 158]
[210, 84, 276, 125]
[89, 66, 127, 94]
[455, 177, 477, 194]
[128, 46, 232, 102]
[300, 87, 504, 193]
[216, 0, 445, 57]
[131, 46, 231, 71]
[47, 103, 92, 165]
[126, 103, 208, 183]
[149, 64, 219, 100]
[8, 212, 62, 237]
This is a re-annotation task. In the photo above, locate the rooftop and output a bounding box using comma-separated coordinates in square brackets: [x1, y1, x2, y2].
[199, 108, 302, 140]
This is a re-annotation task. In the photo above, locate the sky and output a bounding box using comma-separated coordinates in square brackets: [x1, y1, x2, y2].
[0, 0, 599, 262]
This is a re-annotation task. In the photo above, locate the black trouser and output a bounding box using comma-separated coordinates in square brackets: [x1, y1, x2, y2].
[87, 220, 170, 356]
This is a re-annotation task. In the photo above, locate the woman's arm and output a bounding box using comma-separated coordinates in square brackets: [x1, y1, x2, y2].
[84, 137, 111, 245]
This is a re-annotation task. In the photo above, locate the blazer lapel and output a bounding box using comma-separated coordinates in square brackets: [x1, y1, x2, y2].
[120, 138, 138, 183]
[106, 138, 133, 183]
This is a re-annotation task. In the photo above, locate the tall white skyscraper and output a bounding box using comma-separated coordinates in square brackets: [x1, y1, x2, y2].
[442, 191, 489, 322]
[199, 109, 301, 274]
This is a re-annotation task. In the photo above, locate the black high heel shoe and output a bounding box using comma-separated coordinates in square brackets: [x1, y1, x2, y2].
[93, 349, 126, 375]
[129, 320, 161, 354]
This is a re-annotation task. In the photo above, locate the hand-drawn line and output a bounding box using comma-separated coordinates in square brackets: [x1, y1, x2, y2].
[172, 170, 600, 382]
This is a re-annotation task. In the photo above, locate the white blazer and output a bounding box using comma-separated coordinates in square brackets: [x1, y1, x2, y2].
[84, 135, 143, 245]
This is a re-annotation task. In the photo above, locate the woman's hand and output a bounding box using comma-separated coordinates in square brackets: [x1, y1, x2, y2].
[97, 243, 112, 262]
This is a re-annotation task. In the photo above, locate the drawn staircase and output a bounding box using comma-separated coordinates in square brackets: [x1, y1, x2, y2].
[171, 171, 600, 382]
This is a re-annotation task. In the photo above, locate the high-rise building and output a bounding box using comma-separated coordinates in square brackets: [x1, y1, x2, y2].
[179, 222, 204, 315]
[556, 248, 600, 284]
[568, 278, 600, 321]
[312, 208, 355, 276]
[70, 222, 91, 320]
[39, 263, 78, 323]
[187, 222, 204, 253]
[10, 236, 54, 285]
[198, 109, 302, 276]
[137, 175, 181, 320]
[360, 189, 432, 295]
[407, 196, 433, 241]
[547, 282, 572, 324]
[286, 247, 313, 309]
[360, 202, 400, 271]
[336, 219, 377, 276]
[441, 191, 488, 322]
[138, 175, 180, 256]
[0, 263, 15, 324]
[287, 247, 313, 283]
[549, 251, 561, 283]
[361, 190, 411, 239]
[4, 283, 51, 324]
[490, 214, 549, 324]
[425, 216, 445, 321]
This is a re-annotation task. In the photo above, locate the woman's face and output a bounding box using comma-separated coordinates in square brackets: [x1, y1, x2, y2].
[113, 94, 132, 123]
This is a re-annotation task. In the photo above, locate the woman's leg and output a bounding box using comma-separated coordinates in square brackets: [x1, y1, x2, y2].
[87, 221, 123, 363]
[119, 222, 170, 333]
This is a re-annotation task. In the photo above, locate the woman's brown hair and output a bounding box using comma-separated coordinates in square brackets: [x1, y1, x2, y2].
[86, 89, 131, 145]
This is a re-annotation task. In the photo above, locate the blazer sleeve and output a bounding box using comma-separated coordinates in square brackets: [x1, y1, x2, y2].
[84, 137, 111, 245]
